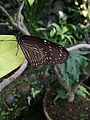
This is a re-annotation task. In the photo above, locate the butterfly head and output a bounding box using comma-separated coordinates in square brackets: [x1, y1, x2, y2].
[16, 34, 22, 44]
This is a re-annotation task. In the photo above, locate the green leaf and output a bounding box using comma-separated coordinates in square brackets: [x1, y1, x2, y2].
[64, 35, 73, 44]
[68, 24, 77, 31]
[0, 35, 25, 78]
[77, 85, 90, 97]
[31, 88, 40, 98]
[54, 89, 67, 101]
[48, 23, 60, 32]
[60, 50, 89, 84]
[36, 27, 47, 31]
[50, 28, 56, 37]
[28, 0, 35, 6]
[27, 96, 32, 106]
[0, 111, 6, 120]
[61, 26, 68, 34]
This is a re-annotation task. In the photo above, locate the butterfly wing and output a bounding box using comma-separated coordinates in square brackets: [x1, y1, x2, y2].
[18, 35, 69, 67]
[19, 40, 48, 67]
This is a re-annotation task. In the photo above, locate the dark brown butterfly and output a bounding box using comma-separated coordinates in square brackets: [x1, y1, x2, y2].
[17, 35, 69, 67]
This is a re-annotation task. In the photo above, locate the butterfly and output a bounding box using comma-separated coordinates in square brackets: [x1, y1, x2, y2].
[17, 35, 69, 67]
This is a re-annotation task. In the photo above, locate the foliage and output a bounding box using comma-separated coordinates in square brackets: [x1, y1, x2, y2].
[54, 89, 68, 101]
[36, 14, 87, 47]
[25, 65, 55, 105]
[54, 50, 90, 101]
[44, 21, 76, 46]
[0, 110, 6, 120]
[27, 74, 44, 105]
[60, 50, 89, 85]
[28, 0, 35, 6]
[26, 71, 50, 105]
[54, 84, 90, 101]
[76, 85, 90, 98]
[0, 70, 48, 120]
[0, 80, 28, 120]
[22, 0, 53, 35]
[27, 88, 41, 105]
[63, 0, 88, 23]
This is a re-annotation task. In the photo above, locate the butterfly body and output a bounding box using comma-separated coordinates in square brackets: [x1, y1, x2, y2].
[18, 35, 69, 67]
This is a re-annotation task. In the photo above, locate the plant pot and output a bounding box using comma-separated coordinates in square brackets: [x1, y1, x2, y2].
[43, 85, 90, 120]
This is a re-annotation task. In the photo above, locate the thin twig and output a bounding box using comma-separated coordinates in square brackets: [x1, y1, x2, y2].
[0, 3, 30, 35]
[0, 5, 13, 22]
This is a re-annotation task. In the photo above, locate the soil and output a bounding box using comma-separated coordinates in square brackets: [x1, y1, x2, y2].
[43, 89, 90, 120]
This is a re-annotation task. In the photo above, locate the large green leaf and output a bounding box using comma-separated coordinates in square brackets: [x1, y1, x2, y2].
[60, 50, 90, 85]
[0, 35, 25, 78]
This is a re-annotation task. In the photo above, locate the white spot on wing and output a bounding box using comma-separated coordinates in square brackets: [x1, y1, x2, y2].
[44, 40, 47, 42]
